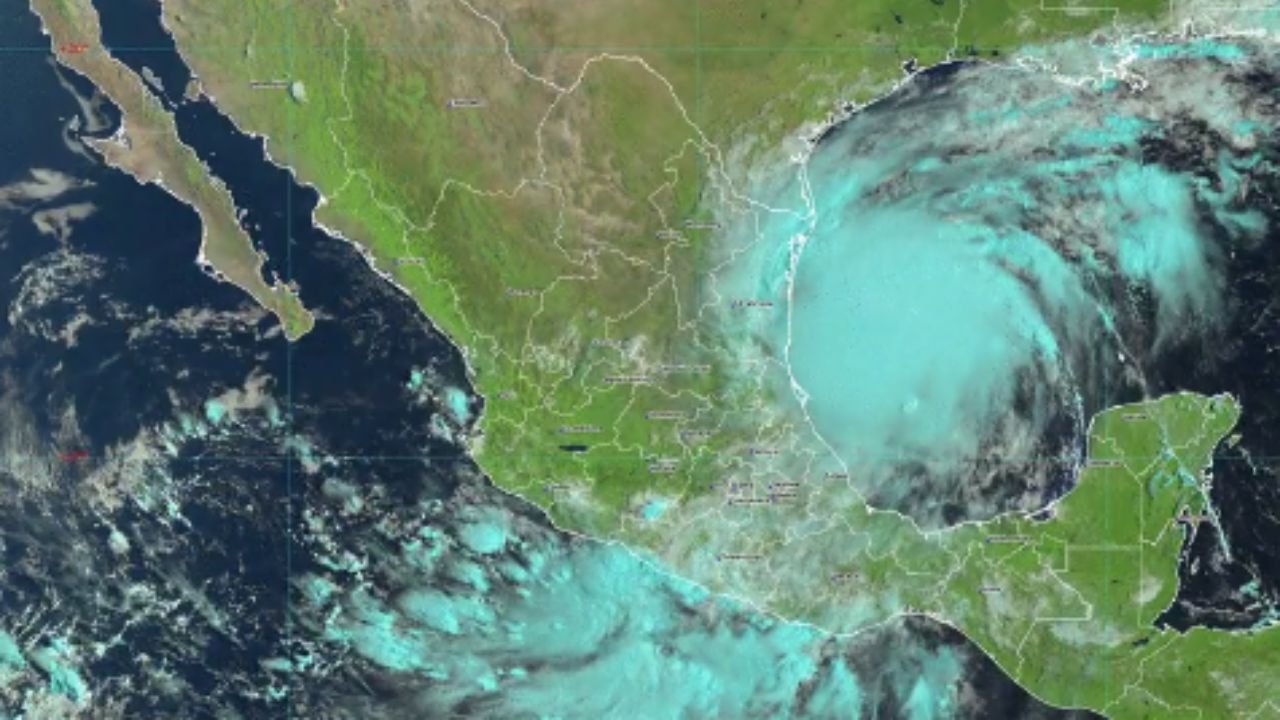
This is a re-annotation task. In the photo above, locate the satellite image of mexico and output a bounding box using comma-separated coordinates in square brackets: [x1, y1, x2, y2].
[0, 0, 1279, 716]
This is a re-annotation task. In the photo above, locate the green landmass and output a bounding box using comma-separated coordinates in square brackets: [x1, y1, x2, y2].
[29, 0, 315, 340]
[937, 394, 1278, 718]
[156, 0, 1170, 534]
[111, 0, 1280, 716]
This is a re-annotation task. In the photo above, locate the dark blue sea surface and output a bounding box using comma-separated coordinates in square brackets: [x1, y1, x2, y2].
[1, 2, 471, 715]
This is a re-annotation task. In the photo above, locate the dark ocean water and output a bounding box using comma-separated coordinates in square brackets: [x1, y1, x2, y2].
[0, 2, 471, 715]
[1137, 82, 1280, 631]
[0, 2, 1219, 718]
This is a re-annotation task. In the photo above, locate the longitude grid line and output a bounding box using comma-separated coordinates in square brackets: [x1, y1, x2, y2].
[695, 0, 703, 359]
[1106, 449, 1112, 707]
[284, 0, 296, 716]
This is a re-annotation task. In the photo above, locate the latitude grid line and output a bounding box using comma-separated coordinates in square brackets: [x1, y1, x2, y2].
[14, 452, 1272, 461]
[12, 452, 1273, 461]
[4, 42, 1001, 53]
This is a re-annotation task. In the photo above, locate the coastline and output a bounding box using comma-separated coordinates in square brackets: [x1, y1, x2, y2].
[27, 0, 315, 341]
